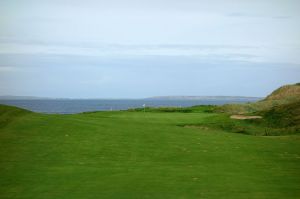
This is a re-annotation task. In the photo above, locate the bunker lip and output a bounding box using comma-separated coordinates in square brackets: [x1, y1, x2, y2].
[230, 115, 262, 120]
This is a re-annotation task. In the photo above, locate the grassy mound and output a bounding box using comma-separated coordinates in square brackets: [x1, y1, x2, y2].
[264, 83, 300, 101]
[0, 104, 31, 128]
[217, 83, 300, 114]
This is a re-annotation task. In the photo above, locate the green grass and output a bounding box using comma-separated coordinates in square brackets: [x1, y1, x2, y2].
[128, 105, 217, 113]
[0, 105, 300, 198]
[0, 105, 31, 128]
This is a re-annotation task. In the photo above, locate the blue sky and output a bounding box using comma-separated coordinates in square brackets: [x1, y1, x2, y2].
[0, 0, 300, 98]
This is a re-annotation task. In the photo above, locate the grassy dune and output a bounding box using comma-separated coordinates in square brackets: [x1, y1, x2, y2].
[0, 105, 300, 198]
[217, 83, 300, 114]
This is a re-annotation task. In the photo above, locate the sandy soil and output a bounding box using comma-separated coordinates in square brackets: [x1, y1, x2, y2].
[230, 115, 262, 120]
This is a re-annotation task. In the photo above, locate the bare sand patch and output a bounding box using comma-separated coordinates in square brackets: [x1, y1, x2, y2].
[230, 115, 262, 120]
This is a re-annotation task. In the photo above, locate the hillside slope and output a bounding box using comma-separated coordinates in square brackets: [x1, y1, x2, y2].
[218, 83, 300, 114]
[206, 83, 300, 135]
[264, 83, 300, 101]
[0, 104, 31, 128]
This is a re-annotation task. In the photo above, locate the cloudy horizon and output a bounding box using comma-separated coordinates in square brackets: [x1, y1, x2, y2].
[1, 0, 300, 98]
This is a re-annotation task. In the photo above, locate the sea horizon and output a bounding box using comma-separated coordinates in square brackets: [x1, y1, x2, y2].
[0, 97, 261, 114]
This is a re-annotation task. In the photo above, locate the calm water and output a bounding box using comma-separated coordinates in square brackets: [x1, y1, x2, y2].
[0, 99, 258, 114]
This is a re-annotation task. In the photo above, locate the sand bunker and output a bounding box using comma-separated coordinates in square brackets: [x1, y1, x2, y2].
[230, 115, 262, 120]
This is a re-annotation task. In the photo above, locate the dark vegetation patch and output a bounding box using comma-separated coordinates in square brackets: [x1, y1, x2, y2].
[259, 101, 300, 129]
[128, 105, 217, 113]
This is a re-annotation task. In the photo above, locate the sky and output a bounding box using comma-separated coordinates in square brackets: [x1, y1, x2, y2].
[0, 0, 300, 98]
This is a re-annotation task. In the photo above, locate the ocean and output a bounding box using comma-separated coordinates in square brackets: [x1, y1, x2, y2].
[0, 98, 258, 114]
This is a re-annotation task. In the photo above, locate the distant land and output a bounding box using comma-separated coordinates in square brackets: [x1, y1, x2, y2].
[0, 95, 262, 101]
[146, 96, 262, 100]
[0, 96, 52, 100]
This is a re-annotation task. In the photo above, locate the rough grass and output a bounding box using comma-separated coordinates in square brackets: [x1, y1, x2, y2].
[264, 83, 300, 101]
[216, 99, 297, 114]
[183, 113, 298, 136]
[182, 101, 300, 136]
[260, 101, 300, 128]
[0, 104, 300, 199]
[215, 83, 300, 114]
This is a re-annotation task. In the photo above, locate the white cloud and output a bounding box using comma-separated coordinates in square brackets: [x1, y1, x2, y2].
[1, 41, 300, 64]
